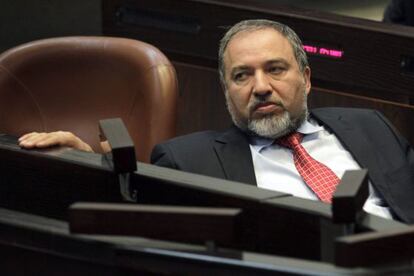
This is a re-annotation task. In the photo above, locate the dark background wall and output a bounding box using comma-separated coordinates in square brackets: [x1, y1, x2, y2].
[0, 0, 102, 52]
[0, 0, 391, 53]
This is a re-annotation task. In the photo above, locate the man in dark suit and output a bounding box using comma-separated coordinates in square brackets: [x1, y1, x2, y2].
[18, 19, 414, 223]
[151, 19, 414, 223]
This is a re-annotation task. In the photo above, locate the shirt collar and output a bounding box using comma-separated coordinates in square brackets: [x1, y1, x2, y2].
[250, 119, 324, 151]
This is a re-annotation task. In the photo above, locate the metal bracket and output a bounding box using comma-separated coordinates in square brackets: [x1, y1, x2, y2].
[332, 169, 369, 226]
[99, 118, 138, 202]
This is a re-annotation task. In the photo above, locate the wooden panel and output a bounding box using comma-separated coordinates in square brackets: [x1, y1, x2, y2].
[0, 208, 376, 275]
[335, 225, 414, 267]
[69, 203, 242, 245]
[0, 135, 122, 219]
[174, 62, 230, 134]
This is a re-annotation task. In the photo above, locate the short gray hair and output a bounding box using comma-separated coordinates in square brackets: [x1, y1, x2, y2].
[218, 19, 309, 88]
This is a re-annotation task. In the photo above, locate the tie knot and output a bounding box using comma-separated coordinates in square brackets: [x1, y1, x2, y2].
[277, 132, 303, 149]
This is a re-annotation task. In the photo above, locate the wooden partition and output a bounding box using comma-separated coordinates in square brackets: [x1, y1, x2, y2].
[103, 0, 414, 145]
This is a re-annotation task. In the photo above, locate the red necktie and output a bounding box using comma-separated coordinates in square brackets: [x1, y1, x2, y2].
[278, 132, 340, 203]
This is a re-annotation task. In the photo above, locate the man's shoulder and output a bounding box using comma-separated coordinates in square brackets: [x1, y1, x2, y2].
[311, 107, 384, 123]
[312, 107, 392, 127]
[150, 128, 235, 171]
[312, 107, 378, 117]
[311, 107, 399, 139]
[151, 129, 232, 163]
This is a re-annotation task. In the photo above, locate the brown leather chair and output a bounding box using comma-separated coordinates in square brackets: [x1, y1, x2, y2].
[0, 36, 178, 162]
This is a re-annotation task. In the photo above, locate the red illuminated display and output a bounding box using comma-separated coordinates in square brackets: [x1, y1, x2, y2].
[303, 44, 344, 59]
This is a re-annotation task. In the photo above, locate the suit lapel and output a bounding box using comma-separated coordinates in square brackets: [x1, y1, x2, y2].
[311, 109, 414, 222]
[311, 110, 386, 190]
[213, 126, 257, 186]
[312, 110, 391, 207]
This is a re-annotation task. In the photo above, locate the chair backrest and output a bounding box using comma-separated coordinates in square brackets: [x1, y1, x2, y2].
[0, 36, 178, 162]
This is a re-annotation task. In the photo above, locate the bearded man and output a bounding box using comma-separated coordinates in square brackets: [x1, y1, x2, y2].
[19, 19, 414, 223]
[150, 19, 414, 223]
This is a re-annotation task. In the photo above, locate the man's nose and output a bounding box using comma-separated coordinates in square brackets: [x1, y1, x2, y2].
[252, 71, 272, 96]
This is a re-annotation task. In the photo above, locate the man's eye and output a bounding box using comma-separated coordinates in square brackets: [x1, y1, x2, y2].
[233, 72, 247, 81]
[268, 66, 283, 74]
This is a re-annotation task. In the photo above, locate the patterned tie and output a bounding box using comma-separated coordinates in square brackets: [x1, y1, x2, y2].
[278, 132, 340, 203]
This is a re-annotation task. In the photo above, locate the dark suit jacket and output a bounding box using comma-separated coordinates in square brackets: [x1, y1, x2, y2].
[151, 108, 414, 223]
[383, 0, 414, 26]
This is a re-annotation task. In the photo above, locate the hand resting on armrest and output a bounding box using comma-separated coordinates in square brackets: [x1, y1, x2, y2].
[18, 131, 94, 152]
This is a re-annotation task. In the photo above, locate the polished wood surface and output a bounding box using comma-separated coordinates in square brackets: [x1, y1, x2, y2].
[70, 202, 242, 245]
[335, 225, 414, 267]
[174, 63, 230, 134]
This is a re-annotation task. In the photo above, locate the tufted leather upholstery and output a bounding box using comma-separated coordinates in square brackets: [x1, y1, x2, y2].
[0, 36, 178, 162]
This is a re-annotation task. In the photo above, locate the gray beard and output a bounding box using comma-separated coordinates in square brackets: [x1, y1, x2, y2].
[226, 92, 308, 139]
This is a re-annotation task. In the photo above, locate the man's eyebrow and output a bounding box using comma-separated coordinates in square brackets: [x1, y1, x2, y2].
[229, 58, 290, 76]
[265, 58, 289, 65]
[230, 65, 250, 75]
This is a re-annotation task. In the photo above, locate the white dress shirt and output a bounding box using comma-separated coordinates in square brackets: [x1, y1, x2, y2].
[249, 119, 393, 219]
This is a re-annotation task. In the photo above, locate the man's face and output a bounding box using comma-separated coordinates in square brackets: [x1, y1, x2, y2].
[223, 28, 311, 138]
